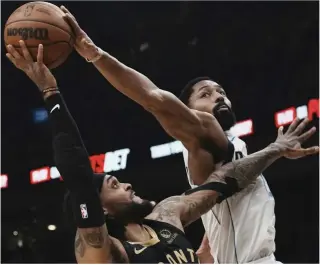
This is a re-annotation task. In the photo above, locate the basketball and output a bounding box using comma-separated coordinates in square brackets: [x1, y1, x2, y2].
[4, 2, 74, 69]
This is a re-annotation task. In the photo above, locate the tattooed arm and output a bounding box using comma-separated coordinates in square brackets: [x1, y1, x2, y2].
[75, 228, 127, 263]
[149, 145, 280, 229]
[75, 227, 109, 263]
[149, 119, 318, 229]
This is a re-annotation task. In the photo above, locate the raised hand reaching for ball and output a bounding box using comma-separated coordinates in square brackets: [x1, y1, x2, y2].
[60, 6, 102, 62]
[4, 2, 74, 69]
[6, 40, 57, 96]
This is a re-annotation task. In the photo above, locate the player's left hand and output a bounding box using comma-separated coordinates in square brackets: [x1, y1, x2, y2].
[60, 6, 101, 62]
[273, 117, 319, 159]
[6, 40, 57, 91]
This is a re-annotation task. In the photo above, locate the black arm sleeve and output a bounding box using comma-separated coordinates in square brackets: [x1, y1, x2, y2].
[45, 93, 104, 228]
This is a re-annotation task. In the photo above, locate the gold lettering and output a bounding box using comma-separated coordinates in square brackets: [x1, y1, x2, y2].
[187, 248, 195, 263]
[166, 254, 177, 264]
[174, 249, 188, 263]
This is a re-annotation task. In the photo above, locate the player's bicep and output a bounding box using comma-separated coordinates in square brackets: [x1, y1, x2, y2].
[148, 90, 204, 144]
[75, 225, 120, 263]
[75, 226, 111, 263]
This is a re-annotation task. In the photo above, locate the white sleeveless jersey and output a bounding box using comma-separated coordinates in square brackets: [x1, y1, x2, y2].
[182, 133, 277, 263]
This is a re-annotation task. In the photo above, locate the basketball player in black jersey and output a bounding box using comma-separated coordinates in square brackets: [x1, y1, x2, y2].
[6, 40, 318, 263]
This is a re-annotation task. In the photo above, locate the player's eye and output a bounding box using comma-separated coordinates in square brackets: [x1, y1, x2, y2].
[112, 181, 119, 189]
[201, 92, 210, 98]
[218, 90, 226, 96]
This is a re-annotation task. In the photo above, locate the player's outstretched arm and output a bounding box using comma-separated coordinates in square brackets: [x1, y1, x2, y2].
[6, 41, 125, 264]
[60, 6, 228, 151]
[149, 119, 318, 228]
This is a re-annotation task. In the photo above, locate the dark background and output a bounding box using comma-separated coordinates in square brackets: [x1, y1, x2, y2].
[1, 1, 319, 263]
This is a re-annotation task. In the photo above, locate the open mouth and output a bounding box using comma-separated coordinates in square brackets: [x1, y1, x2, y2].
[131, 191, 142, 201]
[216, 104, 229, 111]
[217, 106, 228, 110]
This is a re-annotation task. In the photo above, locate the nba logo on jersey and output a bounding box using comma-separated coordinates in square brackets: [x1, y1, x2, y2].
[80, 204, 88, 219]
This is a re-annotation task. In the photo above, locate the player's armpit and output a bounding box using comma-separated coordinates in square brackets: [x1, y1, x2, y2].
[75, 225, 128, 263]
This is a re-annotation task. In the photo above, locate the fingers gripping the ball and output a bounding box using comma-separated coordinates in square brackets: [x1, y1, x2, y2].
[19, 40, 33, 62]
[6, 53, 16, 66]
[61, 6, 82, 35]
[6, 45, 21, 68]
[60, 5, 74, 18]
[37, 44, 44, 64]
[6, 45, 21, 59]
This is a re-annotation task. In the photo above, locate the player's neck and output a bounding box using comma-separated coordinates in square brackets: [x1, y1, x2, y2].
[125, 223, 151, 242]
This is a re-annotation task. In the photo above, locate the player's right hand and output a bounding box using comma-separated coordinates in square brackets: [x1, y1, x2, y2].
[273, 118, 319, 159]
[6, 40, 57, 92]
[60, 6, 101, 62]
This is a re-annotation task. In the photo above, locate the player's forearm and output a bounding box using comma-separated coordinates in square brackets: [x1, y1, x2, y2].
[180, 144, 281, 224]
[93, 50, 160, 111]
[208, 143, 282, 195]
[44, 92, 94, 191]
[45, 92, 106, 232]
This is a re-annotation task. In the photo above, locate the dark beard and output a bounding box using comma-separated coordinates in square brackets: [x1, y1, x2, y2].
[112, 200, 154, 225]
[212, 101, 237, 131]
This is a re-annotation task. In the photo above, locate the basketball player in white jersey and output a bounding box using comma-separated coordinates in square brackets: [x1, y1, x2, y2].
[60, 8, 318, 263]
[180, 77, 279, 263]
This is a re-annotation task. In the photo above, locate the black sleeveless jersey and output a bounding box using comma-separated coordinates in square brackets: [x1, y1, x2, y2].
[121, 219, 199, 264]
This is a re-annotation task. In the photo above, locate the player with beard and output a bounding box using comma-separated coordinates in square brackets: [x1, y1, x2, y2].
[179, 77, 277, 263]
[6, 39, 318, 264]
[60, 7, 319, 263]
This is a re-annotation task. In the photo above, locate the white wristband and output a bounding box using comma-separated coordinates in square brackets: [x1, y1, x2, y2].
[86, 47, 103, 63]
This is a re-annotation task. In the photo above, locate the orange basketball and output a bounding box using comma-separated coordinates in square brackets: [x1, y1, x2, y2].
[4, 2, 74, 69]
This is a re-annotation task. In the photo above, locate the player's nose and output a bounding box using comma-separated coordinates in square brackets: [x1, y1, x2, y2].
[124, 183, 132, 191]
[215, 96, 225, 104]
